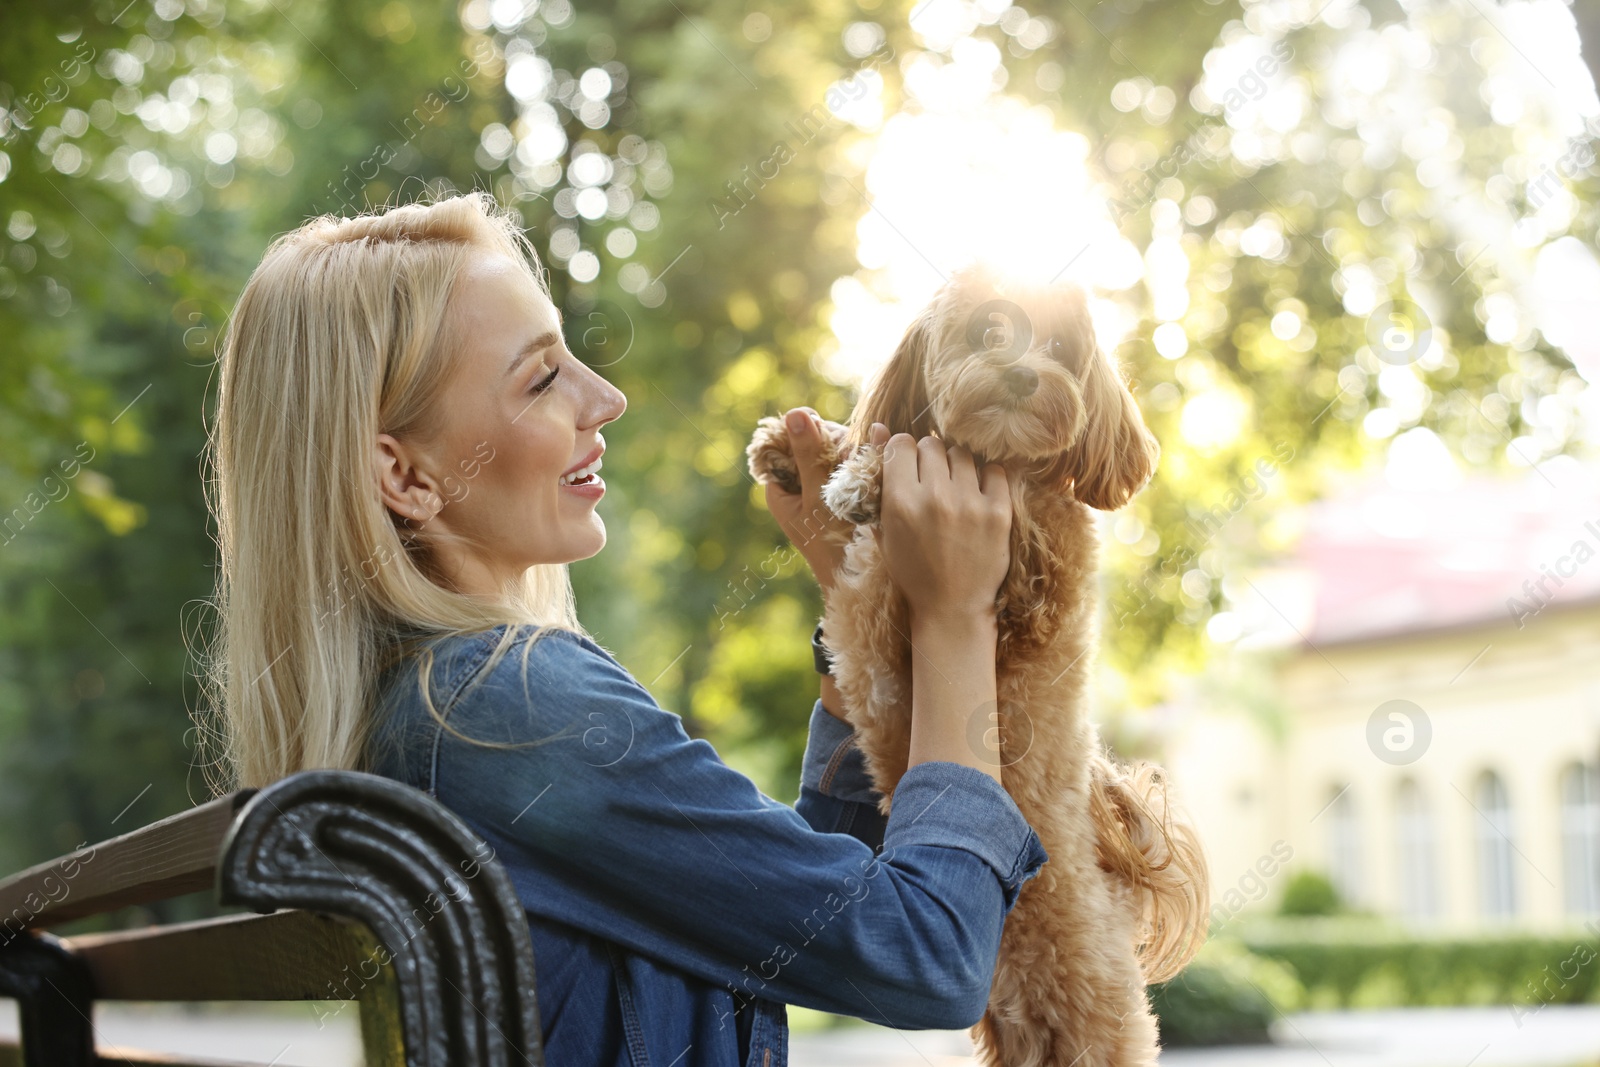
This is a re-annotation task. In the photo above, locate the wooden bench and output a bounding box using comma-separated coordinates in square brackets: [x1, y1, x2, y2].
[0, 770, 545, 1066]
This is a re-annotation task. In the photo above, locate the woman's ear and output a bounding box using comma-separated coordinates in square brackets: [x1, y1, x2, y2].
[848, 310, 938, 449]
[1046, 350, 1159, 511]
[374, 432, 445, 525]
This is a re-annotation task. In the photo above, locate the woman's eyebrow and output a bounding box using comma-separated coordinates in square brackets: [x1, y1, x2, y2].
[504, 330, 562, 377]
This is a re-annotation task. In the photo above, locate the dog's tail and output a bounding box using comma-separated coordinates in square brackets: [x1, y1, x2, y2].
[1088, 753, 1210, 984]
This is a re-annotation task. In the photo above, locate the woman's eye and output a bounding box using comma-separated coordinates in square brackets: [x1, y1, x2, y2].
[529, 363, 561, 394]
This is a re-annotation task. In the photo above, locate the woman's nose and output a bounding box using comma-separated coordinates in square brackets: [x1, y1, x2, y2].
[583, 370, 627, 429]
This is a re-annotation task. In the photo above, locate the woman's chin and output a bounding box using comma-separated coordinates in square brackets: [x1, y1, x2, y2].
[570, 519, 607, 561]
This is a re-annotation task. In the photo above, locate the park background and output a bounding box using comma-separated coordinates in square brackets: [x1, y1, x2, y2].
[4, 0, 1600, 1060]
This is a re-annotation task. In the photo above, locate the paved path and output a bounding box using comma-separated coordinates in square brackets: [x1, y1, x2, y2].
[789, 1006, 1600, 1067]
[1162, 1006, 1600, 1067]
[3, 1002, 1598, 1065]
[0, 1002, 362, 1066]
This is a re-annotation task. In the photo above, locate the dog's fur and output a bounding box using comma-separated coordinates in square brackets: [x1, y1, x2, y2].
[747, 264, 1209, 1066]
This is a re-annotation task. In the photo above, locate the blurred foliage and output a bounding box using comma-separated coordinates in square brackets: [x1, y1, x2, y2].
[1149, 936, 1305, 1046]
[1082, 1, 1599, 708]
[1279, 868, 1346, 916]
[1, 0, 1596, 908]
[0, 0, 500, 915]
[1239, 916, 1600, 1010]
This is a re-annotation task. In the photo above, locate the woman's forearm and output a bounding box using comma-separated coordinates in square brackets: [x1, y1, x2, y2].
[906, 610, 1002, 788]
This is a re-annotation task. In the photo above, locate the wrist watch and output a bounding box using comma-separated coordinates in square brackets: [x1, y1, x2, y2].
[811, 621, 834, 677]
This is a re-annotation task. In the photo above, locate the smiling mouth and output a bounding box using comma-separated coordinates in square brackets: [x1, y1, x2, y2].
[559, 455, 603, 486]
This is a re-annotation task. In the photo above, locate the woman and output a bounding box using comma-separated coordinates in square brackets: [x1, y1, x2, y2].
[200, 191, 1047, 1066]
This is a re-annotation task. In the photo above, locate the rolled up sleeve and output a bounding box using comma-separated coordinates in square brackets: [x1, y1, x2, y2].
[878, 763, 1050, 915]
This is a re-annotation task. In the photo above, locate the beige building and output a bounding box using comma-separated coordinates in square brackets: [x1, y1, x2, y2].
[1165, 464, 1600, 931]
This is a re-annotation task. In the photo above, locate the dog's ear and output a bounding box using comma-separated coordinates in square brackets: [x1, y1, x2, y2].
[848, 309, 938, 448]
[1047, 347, 1159, 510]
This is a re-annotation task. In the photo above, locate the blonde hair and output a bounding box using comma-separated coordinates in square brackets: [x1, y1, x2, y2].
[196, 191, 586, 792]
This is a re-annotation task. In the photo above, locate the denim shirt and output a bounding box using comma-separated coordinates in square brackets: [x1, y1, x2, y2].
[364, 624, 1048, 1067]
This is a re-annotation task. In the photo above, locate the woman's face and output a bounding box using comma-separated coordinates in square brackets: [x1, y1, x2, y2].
[375, 249, 626, 597]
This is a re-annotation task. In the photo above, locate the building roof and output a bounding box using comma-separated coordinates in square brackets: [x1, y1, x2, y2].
[1236, 457, 1600, 648]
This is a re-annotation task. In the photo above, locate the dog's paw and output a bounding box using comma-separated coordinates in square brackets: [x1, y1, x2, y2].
[823, 442, 883, 525]
[746, 416, 802, 494]
[746, 414, 852, 496]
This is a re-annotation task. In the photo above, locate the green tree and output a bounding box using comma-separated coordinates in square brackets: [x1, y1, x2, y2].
[0, 0, 504, 888]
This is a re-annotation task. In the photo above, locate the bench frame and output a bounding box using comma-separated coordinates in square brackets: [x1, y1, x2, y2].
[0, 770, 545, 1067]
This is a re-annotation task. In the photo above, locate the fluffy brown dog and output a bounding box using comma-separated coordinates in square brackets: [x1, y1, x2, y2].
[747, 264, 1209, 1066]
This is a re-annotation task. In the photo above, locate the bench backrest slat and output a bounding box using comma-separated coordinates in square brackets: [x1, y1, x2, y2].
[0, 795, 246, 934]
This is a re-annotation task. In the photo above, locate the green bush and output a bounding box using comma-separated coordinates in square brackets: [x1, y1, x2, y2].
[1237, 917, 1600, 1013]
[1152, 922, 1600, 1044]
[1150, 939, 1305, 1046]
[1278, 870, 1343, 917]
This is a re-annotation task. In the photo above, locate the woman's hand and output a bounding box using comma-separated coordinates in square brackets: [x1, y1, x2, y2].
[763, 407, 854, 597]
[874, 427, 1012, 626]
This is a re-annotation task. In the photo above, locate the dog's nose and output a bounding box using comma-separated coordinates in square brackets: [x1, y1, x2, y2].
[1003, 365, 1039, 398]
